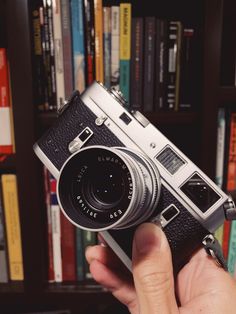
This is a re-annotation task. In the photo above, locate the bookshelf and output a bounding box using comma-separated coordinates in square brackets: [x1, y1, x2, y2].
[0, 0, 235, 313]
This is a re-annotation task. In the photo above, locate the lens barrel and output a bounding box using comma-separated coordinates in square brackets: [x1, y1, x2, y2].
[57, 146, 161, 231]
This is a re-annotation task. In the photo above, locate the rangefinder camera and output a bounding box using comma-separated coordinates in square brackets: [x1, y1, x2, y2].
[33, 81, 235, 272]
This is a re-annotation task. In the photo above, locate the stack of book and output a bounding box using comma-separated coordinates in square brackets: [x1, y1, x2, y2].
[43, 167, 97, 283]
[29, 0, 196, 113]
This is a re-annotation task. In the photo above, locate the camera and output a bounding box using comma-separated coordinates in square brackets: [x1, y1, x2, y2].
[34, 81, 235, 272]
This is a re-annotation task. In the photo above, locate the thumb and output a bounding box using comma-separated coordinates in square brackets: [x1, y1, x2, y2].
[132, 223, 179, 314]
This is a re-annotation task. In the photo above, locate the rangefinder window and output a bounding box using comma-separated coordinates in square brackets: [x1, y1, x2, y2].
[180, 173, 221, 213]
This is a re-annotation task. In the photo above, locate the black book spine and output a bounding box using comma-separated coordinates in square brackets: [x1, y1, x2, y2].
[154, 19, 168, 111]
[179, 28, 194, 111]
[29, 0, 46, 111]
[130, 17, 144, 110]
[61, 0, 74, 99]
[143, 17, 156, 112]
[46, 0, 57, 111]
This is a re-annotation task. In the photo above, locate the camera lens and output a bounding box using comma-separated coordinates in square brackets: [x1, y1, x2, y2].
[58, 146, 161, 231]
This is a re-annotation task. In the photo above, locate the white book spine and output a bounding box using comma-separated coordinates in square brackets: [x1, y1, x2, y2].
[52, 0, 65, 110]
[111, 6, 120, 89]
[215, 108, 226, 188]
[51, 204, 62, 282]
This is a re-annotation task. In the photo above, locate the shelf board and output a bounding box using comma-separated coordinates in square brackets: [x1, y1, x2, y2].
[45, 282, 107, 294]
[0, 282, 24, 293]
[0, 154, 16, 171]
[219, 86, 236, 104]
[38, 111, 199, 129]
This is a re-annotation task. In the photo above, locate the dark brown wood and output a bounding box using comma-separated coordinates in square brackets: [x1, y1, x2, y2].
[220, 86, 236, 103]
[200, 0, 223, 178]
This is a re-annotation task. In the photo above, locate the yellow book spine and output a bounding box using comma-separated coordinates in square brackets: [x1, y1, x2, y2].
[214, 224, 224, 246]
[94, 0, 104, 83]
[119, 3, 131, 60]
[1, 174, 24, 280]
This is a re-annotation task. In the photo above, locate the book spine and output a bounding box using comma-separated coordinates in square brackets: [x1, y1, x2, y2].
[119, 2, 131, 102]
[60, 212, 76, 281]
[76, 228, 85, 281]
[226, 112, 236, 191]
[82, 230, 97, 280]
[52, 0, 66, 110]
[71, 0, 86, 92]
[43, 167, 55, 282]
[103, 6, 111, 89]
[84, 0, 95, 85]
[215, 108, 226, 189]
[1, 174, 24, 281]
[166, 21, 179, 111]
[46, 0, 57, 111]
[227, 220, 236, 275]
[29, 1, 46, 111]
[0, 186, 8, 283]
[154, 19, 168, 111]
[110, 6, 120, 89]
[50, 174, 62, 282]
[94, 0, 104, 83]
[130, 17, 144, 110]
[0, 48, 14, 155]
[178, 28, 195, 111]
[222, 220, 231, 260]
[143, 16, 156, 112]
[60, 0, 74, 100]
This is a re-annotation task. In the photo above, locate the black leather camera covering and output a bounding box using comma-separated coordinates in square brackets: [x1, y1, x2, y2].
[37, 93, 125, 170]
[37, 93, 209, 273]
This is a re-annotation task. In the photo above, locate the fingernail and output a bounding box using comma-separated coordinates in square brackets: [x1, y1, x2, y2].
[134, 223, 162, 255]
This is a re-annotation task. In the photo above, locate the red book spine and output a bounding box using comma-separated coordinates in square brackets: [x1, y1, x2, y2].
[60, 212, 76, 281]
[43, 167, 55, 282]
[222, 220, 231, 259]
[0, 48, 13, 155]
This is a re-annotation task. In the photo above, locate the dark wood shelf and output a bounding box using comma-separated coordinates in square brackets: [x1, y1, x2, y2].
[0, 282, 24, 293]
[219, 86, 236, 103]
[45, 282, 106, 294]
[0, 154, 16, 172]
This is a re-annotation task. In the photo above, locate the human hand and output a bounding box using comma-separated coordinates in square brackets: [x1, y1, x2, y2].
[86, 223, 236, 314]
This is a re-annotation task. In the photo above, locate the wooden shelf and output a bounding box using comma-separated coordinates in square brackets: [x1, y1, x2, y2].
[0, 282, 24, 293]
[219, 86, 236, 103]
[0, 154, 16, 172]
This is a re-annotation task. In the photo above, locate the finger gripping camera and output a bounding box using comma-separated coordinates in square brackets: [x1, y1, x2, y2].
[34, 81, 235, 272]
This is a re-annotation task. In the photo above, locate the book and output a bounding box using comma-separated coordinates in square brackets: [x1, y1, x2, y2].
[227, 220, 236, 275]
[0, 48, 14, 155]
[94, 0, 104, 83]
[0, 188, 8, 283]
[49, 174, 62, 282]
[76, 228, 85, 281]
[71, 0, 86, 92]
[143, 17, 156, 112]
[166, 21, 182, 111]
[60, 0, 74, 100]
[179, 28, 195, 111]
[130, 17, 144, 110]
[84, 0, 95, 85]
[103, 6, 111, 89]
[60, 212, 76, 282]
[215, 108, 226, 189]
[110, 5, 120, 89]
[52, 0, 66, 110]
[28, 1, 47, 111]
[119, 2, 131, 102]
[82, 230, 97, 280]
[43, 167, 55, 282]
[154, 19, 168, 111]
[1, 174, 24, 281]
[226, 112, 236, 192]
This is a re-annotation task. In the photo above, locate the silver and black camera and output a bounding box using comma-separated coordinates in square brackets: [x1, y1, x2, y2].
[34, 81, 235, 272]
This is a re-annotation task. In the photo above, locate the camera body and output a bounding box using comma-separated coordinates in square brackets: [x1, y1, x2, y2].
[34, 81, 234, 272]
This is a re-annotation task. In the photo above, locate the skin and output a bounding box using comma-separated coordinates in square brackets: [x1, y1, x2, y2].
[86, 223, 236, 314]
